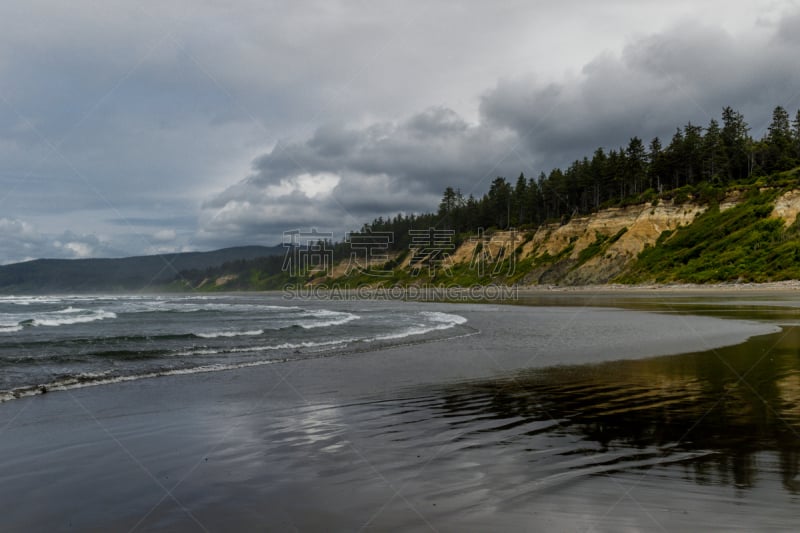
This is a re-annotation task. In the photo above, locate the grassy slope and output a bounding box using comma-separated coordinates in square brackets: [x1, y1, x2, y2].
[617, 187, 800, 283]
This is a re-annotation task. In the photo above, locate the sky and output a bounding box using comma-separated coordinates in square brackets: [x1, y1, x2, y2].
[1, 0, 800, 263]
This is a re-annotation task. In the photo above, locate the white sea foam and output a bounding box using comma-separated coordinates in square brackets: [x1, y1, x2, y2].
[195, 329, 265, 339]
[0, 307, 117, 330]
[0, 315, 19, 331]
[1, 363, 288, 402]
[371, 311, 467, 341]
[12, 295, 303, 315]
[54, 306, 85, 314]
[117, 301, 302, 314]
[175, 338, 352, 357]
[297, 309, 360, 329]
[30, 309, 117, 327]
[420, 311, 469, 326]
[0, 296, 63, 306]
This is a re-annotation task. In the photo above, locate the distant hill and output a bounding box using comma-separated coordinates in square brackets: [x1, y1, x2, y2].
[0, 245, 285, 293]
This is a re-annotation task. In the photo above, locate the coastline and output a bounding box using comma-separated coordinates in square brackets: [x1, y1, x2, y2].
[518, 279, 800, 292]
[285, 279, 800, 297]
[0, 299, 783, 531]
[6, 278, 800, 299]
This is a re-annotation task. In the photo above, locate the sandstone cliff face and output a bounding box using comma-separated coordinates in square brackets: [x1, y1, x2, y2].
[441, 201, 707, 285]
[772, 189, 800, 227]
[558, 202, 705, 284]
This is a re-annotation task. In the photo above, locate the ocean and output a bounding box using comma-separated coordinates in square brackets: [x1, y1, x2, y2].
[0, 294, 470, 402]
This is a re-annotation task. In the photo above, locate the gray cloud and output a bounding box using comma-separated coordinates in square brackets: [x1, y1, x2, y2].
[776, 11, 800, 44]
[197, 107, 520, 246]
[480, 19, 800, 169]
[0, 217, 125, 264]
[198, 11, 800, 247]
[0, 1, 797, 260]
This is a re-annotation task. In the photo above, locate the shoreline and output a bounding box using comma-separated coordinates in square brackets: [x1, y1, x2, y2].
[6, 279, 800, 299]
[519, 279, 800, 292]
[267, 279, 800, 297]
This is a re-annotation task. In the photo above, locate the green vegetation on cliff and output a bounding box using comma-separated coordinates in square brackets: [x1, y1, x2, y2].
[619, 186, 800, 283]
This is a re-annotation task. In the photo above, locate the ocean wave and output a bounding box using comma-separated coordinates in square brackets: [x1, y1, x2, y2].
[175, 338, 352, 357]
[295, 309, 360, 329]
[0, 362, 290, 402]
[0, 309, 472, 402]
[120, 302, 302, 314]
[0, 308, 117, 330]
[0, 296, 64, 306]
[420, 311, 469, 326]
[25, 309, 117, 327]
[4, 296, 305, 315]
[0, 334, 368, 401]
[54, 306, 85, 314]
[0, 332, 203, 347]
[371, 311, 468, 341]
[0, 327, 480, 403]
[194, 329, 265, 339]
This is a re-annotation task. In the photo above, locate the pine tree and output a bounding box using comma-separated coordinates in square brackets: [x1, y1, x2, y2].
[792, 109, 800, 161]
[763, 106, 794, 173]
[665, 128, 685, 188]
[487, 177, 512, 228]
[682, 123, 704, 186]
[721, 106, 750, 179]
[589, 147, 607, 208]
[513, 173, 527, 225]
[702, 118, 727, 183]
[438, 187, 457, 217]
[648, 137, 664, 192]
[625, 137, 647, 195]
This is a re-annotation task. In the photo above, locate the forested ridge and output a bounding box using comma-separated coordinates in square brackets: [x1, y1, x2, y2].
[364, 105, 800, 245]
[178, 105, 800, 289]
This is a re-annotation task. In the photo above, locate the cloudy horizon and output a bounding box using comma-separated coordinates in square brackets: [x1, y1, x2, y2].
[1, 1, 799, 263]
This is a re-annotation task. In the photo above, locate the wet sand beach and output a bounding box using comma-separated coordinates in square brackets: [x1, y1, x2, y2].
[0, 296, 795, 531]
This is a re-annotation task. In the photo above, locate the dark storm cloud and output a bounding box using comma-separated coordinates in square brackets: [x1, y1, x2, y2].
[105, 216, 196, 228]
[197, 107, 521, 246]
[199, 12, 800, 246]
[2, 2, 798, 259]
[235, 108, 514, 192]
[480, 19, 800, 169]
[776, 11, 800, 44]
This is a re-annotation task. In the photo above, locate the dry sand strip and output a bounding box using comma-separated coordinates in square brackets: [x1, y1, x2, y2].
[518, 280, 800, 292]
